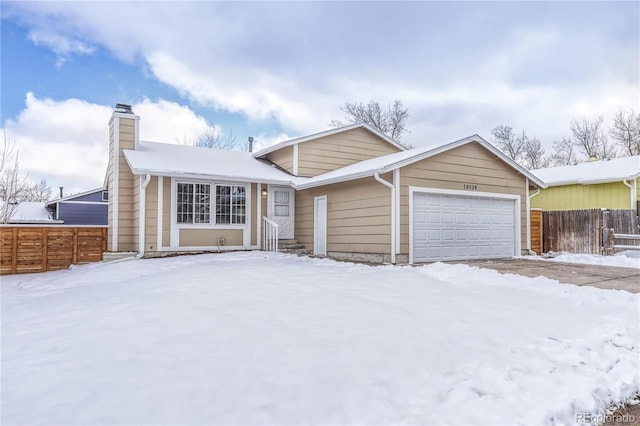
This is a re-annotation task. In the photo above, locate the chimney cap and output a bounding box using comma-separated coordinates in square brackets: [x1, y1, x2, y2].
[115, 103, 133, 114]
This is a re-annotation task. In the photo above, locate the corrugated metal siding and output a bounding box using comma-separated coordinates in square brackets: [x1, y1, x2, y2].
[531, 180, 635, 210]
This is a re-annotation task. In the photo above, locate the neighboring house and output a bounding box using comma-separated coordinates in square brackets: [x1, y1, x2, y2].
[46, 188, 109, 225]
[0, 201, 62, 224]
[530, 156, 640, 211]
[106, 104, 545, 264]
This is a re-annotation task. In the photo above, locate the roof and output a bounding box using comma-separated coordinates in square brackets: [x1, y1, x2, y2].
[252, 122, 407, 157]
[0, 201, 62, 224]
[295, 135, 547, 190]
[124, 141, 296, 185]
[121, 135, 546, 191]
[531, 155, 640, 186]
[46, 187, 104, 206]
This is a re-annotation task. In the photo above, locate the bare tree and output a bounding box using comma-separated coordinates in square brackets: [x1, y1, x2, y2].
[0, 133, 53, 223]
[491, 125, 525, 162]
[570, 116, 617, 160]
[551, 137, 578, 166]
[609, 108, 640, 156]
[490, 125, 549, 169]
[330, 100, 410, 144]
[522, 137, 550, 169]
[0, 133, 29, 223]
[26, 179, 52, 202]
[195, 126, 239, 150]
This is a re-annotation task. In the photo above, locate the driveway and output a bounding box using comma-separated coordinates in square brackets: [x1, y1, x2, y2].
[456, 259, 640, 293]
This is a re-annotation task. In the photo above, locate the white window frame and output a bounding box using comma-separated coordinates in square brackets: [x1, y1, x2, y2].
[214, 184, 247, 226]
[101, 190, 109, 202]
[176, 182, 212, 225]
[173, 179, 248, 229]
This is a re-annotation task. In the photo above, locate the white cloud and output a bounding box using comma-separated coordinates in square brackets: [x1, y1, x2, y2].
[28, 30, 94, 66]
[3, 1, 638, 158]
[3, 94, 211, 195]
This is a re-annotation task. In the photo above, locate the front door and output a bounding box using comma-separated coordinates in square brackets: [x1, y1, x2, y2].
[268, 186, 294, 239]
[314, 196, 327, 256]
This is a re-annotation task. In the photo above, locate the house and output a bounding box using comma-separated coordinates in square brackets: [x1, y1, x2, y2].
[530, 156, 640, 211]
[106, 104, 545, 264]
[46, 188, 108, 225]
[0, 201, 62, 224]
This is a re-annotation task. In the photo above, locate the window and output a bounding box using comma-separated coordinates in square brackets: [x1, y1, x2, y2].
[216, 185, 246, 224]
[102, 190, 108, 201]
[177, 183, 211, 224]
[273, 190, 289, 217]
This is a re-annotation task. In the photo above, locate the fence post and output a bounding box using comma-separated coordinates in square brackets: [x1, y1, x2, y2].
[42, 227, 48, 272]
[102, 228, 108, 253]
[600, 209, 611, 256]
[72, 228, 78, 264]
[11, 227, 18, 274]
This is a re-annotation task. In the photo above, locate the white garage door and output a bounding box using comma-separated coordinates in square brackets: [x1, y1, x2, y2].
[412, 192, 516, 262]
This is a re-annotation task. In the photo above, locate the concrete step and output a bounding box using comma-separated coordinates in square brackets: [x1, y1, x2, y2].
[279, 248, 312, 256]
[279, 243, 305, 250]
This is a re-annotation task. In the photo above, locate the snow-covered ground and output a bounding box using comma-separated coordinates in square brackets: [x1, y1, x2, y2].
[542, 251, 640, 269]
[2, 252, 638, 425]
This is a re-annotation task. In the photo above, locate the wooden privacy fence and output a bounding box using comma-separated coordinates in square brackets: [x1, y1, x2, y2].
[530, 209, 543, 254]
[542, 209, 639, 255]
[0, 226, 107, 275]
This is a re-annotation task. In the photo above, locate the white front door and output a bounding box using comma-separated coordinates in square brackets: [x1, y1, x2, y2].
[268, 186, 294, 239]
[314, 196, 327, 256]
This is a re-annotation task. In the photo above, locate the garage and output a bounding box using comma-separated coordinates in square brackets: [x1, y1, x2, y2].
[411, 189, 519, 263]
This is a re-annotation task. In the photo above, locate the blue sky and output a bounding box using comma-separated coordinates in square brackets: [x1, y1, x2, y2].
[1, 1, 638, 195]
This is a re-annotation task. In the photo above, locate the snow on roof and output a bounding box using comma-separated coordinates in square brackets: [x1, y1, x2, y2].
[531, 155, 640, 186]
[122, 136, 546, 190]
[253, 122, 407, 157]
[46, 187, 104, 206]
[0, 201, 60, 223]
[124, 142, 297, 185]
[296, 135, 546, 189]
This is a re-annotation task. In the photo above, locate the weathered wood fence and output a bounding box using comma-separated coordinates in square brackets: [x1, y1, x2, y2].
[0, 226, 107, 275]
[530, 209, 543, 254]
[541, 209, 639, 255]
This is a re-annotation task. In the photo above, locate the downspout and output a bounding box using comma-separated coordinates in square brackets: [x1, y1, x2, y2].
[529, 189, 541, 200]
[136, 173, 152, 259]
[622, 179, 635, 210]
[374, 172, 396, 264]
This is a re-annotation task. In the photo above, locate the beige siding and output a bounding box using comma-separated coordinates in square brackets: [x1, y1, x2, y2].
[107, 119, 115, 249]
[296, 175, 392, 255]
[297, 128, 401, 177]
[162, 177, 171, 247]
[266, 146, 294, 174]
[251, 183, 258, 245]
[179, 229, 243, 247]
[399, 142, 528, 256]
[115, 116, 138, 252]
[144, 176, 158, 252]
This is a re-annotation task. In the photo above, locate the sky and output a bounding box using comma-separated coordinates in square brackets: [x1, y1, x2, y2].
[1, 1, 638, 196]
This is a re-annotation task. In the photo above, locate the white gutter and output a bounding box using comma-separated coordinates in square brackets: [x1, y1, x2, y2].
[623, 179, 635, 210]
[374, 172, 396, 264]
[136, 173, 152, 259]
